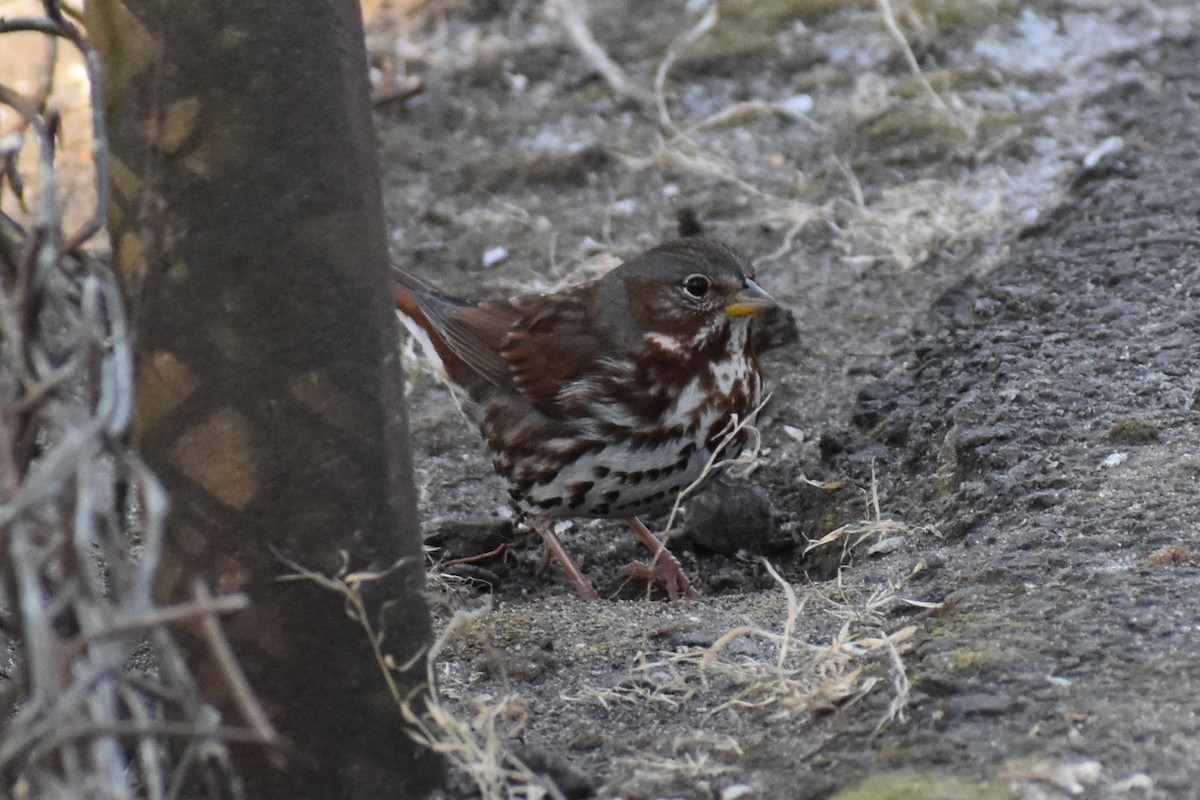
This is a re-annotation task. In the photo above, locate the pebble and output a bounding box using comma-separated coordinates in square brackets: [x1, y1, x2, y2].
[1101, 452, 1128, 468]
[482, 246, 508, 267]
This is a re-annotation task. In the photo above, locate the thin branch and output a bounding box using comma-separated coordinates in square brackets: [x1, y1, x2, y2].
[556, 0, 652, 106]
[64, 594, 251, 662]
[875, 0, 969, 135]
[192, 582, 280, 745]
[31, 720, 276, 755]
[653, 2, 717, 132]
[664, 392, 772, 531]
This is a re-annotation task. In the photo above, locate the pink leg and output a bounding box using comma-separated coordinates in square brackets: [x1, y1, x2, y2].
[533, 519, 599, 600]
[620, 517, 700, 600]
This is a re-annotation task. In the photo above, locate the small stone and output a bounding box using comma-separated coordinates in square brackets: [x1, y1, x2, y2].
[568, 732, 604, 751]
[513, 745, 594, 800]
[578, 236, 606, 255]
[722, 783, 754, 800]
[867, 536, 906, 556]
[780, 93, 814, 115]
[482, 246, 508, 267]
[1110, 773, 1154, 793]
[752, 306, 800, 353]
[425, 518, 512, 561]
[681, 483, 776, 556]
[1101, 451, 1128, 468]
[918, 672, 968, 696]
[611, 198, 637, 216]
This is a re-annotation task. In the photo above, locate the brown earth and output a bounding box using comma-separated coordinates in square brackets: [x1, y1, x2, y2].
[370, 2, 1200, 797]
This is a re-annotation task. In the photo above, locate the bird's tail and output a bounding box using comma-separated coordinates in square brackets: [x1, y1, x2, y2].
[393, 269, 454, 382]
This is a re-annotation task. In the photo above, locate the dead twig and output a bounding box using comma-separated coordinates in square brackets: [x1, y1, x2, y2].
[2, 5, 264, 796]
[664, 392, 771, 532]
[875, 0, 970, 136]
[191, 582, 279, 744]
[653, 2, 717, 132]
[556, 0, 652, 106]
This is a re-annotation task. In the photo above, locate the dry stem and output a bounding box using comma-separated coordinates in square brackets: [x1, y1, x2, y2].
[556, 0, 652, 106]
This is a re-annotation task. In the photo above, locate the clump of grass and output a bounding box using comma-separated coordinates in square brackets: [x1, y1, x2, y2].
[1146, 545, 1195, 567]
[404, 609, 566, 800]
[565, 559, 924, 796]
[606, 736, 746, 797]
[831, 172, 1006, 270]
[570, 560, 924, 732]
[802, 462, 937, 559]
[696, 561, 917, 730]
[282, 556, 563, 800]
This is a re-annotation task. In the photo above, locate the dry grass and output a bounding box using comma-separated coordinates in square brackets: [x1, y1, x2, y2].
[283, 555, 566, 800]
[545, 560, 927, 794]
[557, 0, 652, 105]
[1146, 544, 1195, 567]
[619, 0, 1002, 273]
[572, 560, 917, 723]
[876, 0, 971, 135]
[408, 609, 568, 800]
[831, 173, 1007, 270]
[698, 562, 916, 725]
[2, 7, 272, 796]
[803, 462, 939, 558]
[609, 735, 744, 790]
[370, 0, 1008, 275]
[288, 526, 934, 798]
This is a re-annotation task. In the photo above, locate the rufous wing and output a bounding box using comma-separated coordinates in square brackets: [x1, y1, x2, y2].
[396, 270, 613, 410]
[499, 293, 613, 408]
[396, 270, 517, 388]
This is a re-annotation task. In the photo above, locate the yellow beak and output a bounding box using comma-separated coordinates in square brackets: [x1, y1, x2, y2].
[725, 279, 778, 317]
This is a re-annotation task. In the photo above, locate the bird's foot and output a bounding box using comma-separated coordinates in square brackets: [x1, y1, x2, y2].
[617, 555, 700, 601]
[620, 517, 700, 600]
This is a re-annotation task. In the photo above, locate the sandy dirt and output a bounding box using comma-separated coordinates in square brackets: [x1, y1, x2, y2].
[369, 2, 1200, 797]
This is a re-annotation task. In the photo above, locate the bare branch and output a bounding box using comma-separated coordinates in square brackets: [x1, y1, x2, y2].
[1, 4, 261, 796]
[191, 582, 280, 745]
[556, 0, 652, 106]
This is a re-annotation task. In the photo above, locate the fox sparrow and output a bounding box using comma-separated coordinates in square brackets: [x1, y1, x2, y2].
[395, 238, 776, 599]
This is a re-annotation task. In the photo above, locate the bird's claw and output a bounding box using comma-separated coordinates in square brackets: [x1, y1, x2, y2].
[617, 557, 700, 601]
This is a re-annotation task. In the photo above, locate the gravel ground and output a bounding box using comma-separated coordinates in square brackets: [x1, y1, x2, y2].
[370, 2, 1200, 797]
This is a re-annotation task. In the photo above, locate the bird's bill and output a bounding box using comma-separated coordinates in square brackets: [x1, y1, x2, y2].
[725, 279, 778, 317]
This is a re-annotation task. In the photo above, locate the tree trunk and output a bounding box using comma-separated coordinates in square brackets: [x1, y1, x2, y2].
[87, 1, 442, 796]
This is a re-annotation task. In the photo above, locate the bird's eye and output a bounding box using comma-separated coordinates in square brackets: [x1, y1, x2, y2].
[683, 274, 710, 297]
